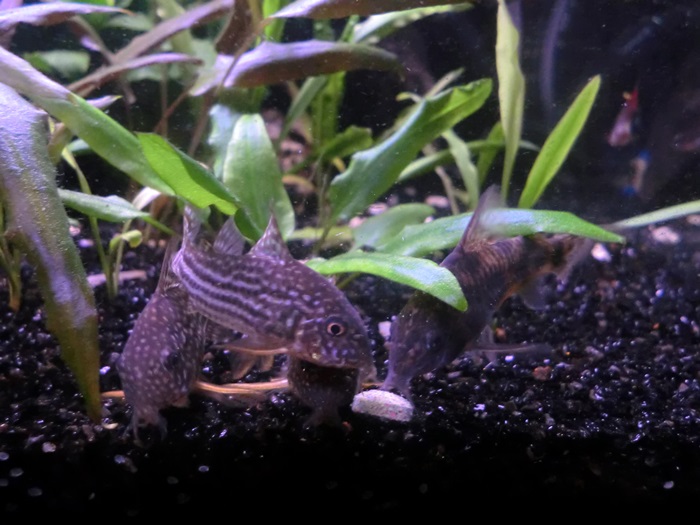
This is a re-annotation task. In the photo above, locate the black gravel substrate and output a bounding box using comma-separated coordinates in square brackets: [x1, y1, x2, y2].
[0, 217, 699, 518]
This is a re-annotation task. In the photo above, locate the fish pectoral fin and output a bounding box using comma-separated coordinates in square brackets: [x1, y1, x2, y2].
[470, 341, 553, 364]
[225, 351, 278, 380]
[516, 277, 549, 310]
[471, 328, 552, 363]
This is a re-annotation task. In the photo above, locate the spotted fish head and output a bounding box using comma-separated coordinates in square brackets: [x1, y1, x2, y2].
[291, 297, 374, 375]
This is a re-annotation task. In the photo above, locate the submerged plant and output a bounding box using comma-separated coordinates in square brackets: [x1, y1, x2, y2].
[0, 0, 695, 422]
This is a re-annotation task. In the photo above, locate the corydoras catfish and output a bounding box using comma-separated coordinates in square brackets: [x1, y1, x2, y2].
[382, 186, 591, 398]
[172, 206, 375, 424]
[117, 215, 248, 440]
[117, 238, 209, 441]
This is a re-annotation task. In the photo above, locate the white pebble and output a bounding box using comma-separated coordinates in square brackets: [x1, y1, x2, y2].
[351, 390, 414, 422]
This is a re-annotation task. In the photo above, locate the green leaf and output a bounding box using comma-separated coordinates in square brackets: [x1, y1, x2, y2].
[610, 200, 700, 230]
[223, 114, 295, 239]
[481, 208, 624, 243]
[443, 129, 479, 208]
[306, 251, 467, 311]
[0, 83, 101, 421]
[137, 133, 238, 214]
[0, 46, 174, 195]
[518, 75, 601, 209]
[23, 50, 90, 79]
[272, 0, 472, 19]
[496, 0, 525, 202]
[319, 125, 373, 161]
[380, 213, 472, 257]
[58, 190, 174, 235]
[328, 79, 492, 222]
[353, 203, 435, 249]
[379, 207, 623, 257]
[351, 3, 474, 44]
[477, 121, 504, 183]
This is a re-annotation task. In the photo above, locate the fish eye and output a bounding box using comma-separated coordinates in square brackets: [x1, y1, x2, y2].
[325, 316, 347, 337]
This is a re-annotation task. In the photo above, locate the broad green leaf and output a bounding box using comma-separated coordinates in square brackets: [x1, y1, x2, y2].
[59, 190, 174, 235]
[272, 0, 471, 19]
[481, 208, 624, 243]
[137, 133, 238, 214]
[380, 212, 472, 257]
[306, 251, 467, 311]
[207, 102, 245, 179]
[223, 114, 295, 239]
[329, 79, 492, 222]
[518, 75, 601, 209]
[610, 200, 700, 230]
[353, 203, 435, 249]
[0, 83, 101, 421]
[496, 0, 525, 202]
[380, 207, 623, 257]
[0, 46, 174, 195]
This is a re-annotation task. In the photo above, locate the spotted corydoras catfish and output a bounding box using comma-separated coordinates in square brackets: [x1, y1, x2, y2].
[117, 237, 209, 440]
[172, 207, 375, 423]
[382, 186, 591, 399]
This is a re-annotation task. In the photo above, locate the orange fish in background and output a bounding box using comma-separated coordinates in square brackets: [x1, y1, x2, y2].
[607, 85, 640, 148]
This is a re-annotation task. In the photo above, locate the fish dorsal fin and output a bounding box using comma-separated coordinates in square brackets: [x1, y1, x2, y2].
[248, 213, 293, 261]
[182, 204, 204, 250]
[460, 185, 505, 248]
[213, 217, 245, 256]
[157, 235, 180, 292]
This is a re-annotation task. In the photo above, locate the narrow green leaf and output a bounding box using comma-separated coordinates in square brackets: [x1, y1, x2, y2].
[280, 75, 327, 145]
[0, 46, 174, 195]
[272, 0, 472, 19]
[137, 133, 238, 214]
[59, 190, 175, 235]
[0, 84, 101, 421]
[495, 0, 525, 201]
[353, 203, 435, 249]
[477, 121, 504, 183]
[610, 200, 700, 230]
[319, 125, 373, 161]
[23, 50, 90, 79]
[306, 251, 467, 311]
[518, 75, 601, 209]
[351, 3, 474, 44]
[443, 129, 480, 208]
[328, 79, 492, 222]
[223, 114, 295, 239]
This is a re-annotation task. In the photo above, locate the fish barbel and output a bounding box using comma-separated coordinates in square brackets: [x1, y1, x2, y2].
[172, 206, 375, 423]
[382, 186, 591, 398]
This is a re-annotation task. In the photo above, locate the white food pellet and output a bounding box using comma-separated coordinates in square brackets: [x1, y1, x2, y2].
[351, 390, 414, 422]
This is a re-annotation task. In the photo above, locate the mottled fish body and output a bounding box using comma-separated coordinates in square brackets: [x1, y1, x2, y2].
[382, 186, 589, 398]
[117, 239, 208, 439]
[172, 207, 374, 422]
